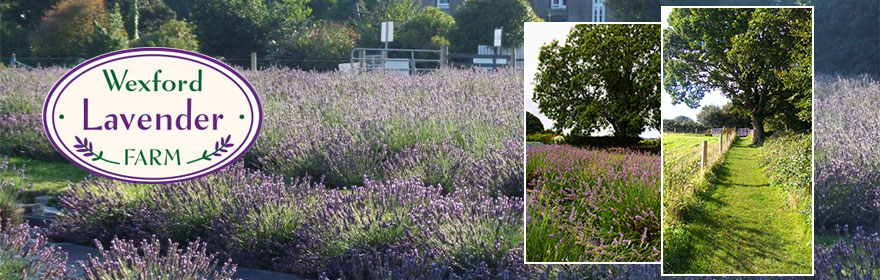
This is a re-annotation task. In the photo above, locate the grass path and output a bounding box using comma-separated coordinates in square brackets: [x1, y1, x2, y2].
[665, 137, 811, 274]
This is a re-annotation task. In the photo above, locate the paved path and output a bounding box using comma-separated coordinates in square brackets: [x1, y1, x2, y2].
[666, 138, 811, 274]
[55, 242, 302, 280]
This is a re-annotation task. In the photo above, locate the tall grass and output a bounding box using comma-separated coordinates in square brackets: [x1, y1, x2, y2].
[662, 131, 735, 226]
[526, 145, 660, 262]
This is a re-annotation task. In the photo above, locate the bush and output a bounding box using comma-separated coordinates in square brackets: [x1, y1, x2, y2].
[52, 163, 525, 278]
[525, 133, 556, 144]
[396, 7, 455, 49]
[0, 221, 72, 279]
[759, 133, 812, 219]
[815, 76, 880, 229]
[80, 237, 237, 280]
[266, 21, 359, 71]
[526, 145, 660, 262]
[31, 0, 108, 61]
[132, 19, 199, 51]
[0, 158, 24, 225]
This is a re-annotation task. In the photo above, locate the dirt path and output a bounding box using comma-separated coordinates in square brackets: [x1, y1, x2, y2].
[667, 137, 811, 274]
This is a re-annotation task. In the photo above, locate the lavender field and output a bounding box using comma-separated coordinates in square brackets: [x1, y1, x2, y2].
[0, 67, 526, 278]
[526, 145, 660, 262]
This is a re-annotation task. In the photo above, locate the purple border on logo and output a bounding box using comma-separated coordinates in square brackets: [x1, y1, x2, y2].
[42, 47, 263, 184]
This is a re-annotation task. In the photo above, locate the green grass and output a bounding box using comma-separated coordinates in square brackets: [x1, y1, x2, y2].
[0, 156, 88, 203]
[664, 137, 812, 274]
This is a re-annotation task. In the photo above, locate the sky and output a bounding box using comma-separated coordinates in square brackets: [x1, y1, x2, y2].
[660, 7, 731, 121]
[524, 22, 661, 139]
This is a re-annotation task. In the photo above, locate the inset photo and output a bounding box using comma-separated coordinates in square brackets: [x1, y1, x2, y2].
[660, 6, 814, 275]
[524, 22, 661, 263]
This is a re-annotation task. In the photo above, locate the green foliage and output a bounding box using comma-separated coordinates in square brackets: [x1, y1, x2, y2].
[31, 0, 108, 60]
[137, 0, 177, 34]
[759, 133, 812, 221]
[0, 158, 24, 225]
[534, 24, 659, 138]
[188, 0, 270, 59]
[449, 0, 541, 52]
[91, 3, 128, 54]
[132, 19, 199, 51]
[605, 0, 660, 21]
[696, 104, 751, 128]
[396, 7, 455, 49]
[350, 0, 419, 48]
[525, 112, 544, 135]
[664, 8, 812, 144]
[525, 133, 556, 144]
[814, 0, 879, 76]
[267, 21, 360, 71]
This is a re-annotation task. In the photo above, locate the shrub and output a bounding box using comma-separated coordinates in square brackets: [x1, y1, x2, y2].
[52, 163, 526, 278]
[759, 133, 813, 225]
[815, 75, 880, 229]
[526, 145, 660, 262]
[31, 0, 108, 60]
[396, 7, 455, 49]
[266, 21, 359, 71]
[79, 237, 237, 280]
[249, 69, 521, 188]
[0, 158, 24, 225]
[0, 220, 72, 279]
[132, 19, 199, 51]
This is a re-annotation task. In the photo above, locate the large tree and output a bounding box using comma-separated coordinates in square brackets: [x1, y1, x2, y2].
[664, 8, 812, 144]
[533, 24, 660, 139]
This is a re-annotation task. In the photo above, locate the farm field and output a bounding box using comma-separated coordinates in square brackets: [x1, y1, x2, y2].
[0, 68, 526, 278]
[526, 144, 660, 262]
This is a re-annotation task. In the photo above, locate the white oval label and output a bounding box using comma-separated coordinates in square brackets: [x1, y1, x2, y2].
[43, 48, 262, 184]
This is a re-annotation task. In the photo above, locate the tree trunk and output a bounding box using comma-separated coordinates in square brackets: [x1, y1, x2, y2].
[751, 113, 764, 145]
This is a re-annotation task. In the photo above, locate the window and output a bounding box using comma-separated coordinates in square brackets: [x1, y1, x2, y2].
[551, 0, 566, 9]
[437, 0, 449, 9]
[592, 0, 605, 22]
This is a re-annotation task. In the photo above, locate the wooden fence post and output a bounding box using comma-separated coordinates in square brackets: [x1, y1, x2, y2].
[250, 52, 257, 71]
[720, 127, 724, 153]
[701, 140, 707, 174]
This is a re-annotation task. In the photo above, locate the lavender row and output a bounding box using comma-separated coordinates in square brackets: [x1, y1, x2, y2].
[814, 76, 880, 229]
[51, 162, 526, 278]
[0, 68, 522, 192]
[526, 145, 660, 262]
[0, 216, 236, 280]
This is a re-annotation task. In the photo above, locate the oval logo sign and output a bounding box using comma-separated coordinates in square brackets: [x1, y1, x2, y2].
[43, 48, 262, 184]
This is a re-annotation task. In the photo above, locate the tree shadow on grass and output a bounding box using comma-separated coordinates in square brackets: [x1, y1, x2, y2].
[664, 155, 807, 274]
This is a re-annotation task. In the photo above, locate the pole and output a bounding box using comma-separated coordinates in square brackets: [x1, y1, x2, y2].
[250, 52, 257, 71]
[440, 46, 448, 68]
[701, 140, 708, 174]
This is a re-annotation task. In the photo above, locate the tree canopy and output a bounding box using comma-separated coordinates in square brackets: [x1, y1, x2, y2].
[606, 0, 660, 22]
[526, 112, 544, 135]
[449, 0, 541, 52]
[533, 24, 660, 139]
[696, 104, 752, 129]
[664, 8, 812, 144]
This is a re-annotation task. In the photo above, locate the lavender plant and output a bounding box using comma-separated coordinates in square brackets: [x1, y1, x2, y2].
[53, 163, 527, 278]
[79, 237, 237, 280]
[815, 75, 880, 229]
[526, 145, 660, 262]
[0, 217, 72, 279]
[0, 158, 24, 225]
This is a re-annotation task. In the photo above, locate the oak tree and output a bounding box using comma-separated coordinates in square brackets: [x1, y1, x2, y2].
[664, 8, 812, 144]
[533, 24, 660, 139]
